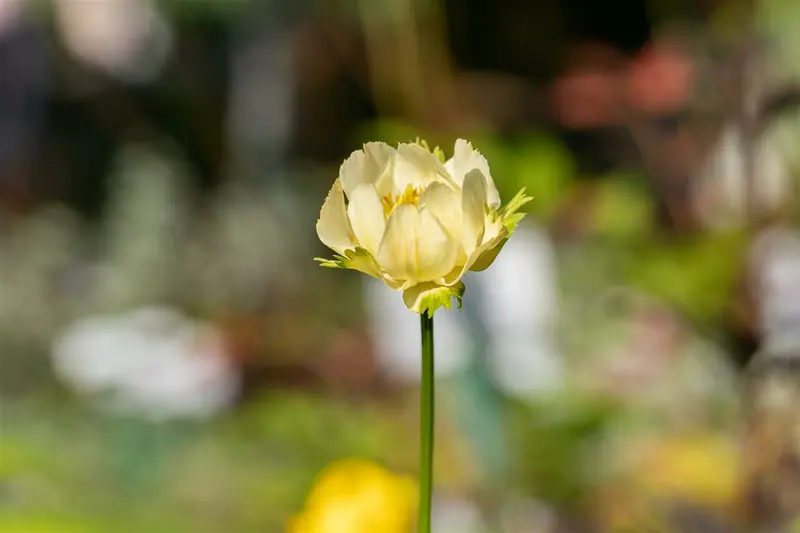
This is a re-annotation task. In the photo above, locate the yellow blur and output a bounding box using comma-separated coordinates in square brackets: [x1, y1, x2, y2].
[288, 459, 418, 533]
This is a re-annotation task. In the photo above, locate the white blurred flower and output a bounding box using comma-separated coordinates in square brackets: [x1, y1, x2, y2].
[482, 225, 562, 397]
[0, 0, 25, 35]
[499, 498, 557, 533]
[366, 276, 470, 382]
[52, 307, 240, 421]
[432, 495, 485, 533]
[750, 227, 800, 338]
[694, 116, 800, 229]
[54, 0, 172, 84]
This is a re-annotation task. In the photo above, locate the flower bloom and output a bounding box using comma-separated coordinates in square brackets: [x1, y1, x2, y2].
[316, 139, 531, 315]
[288, 458, 417, 533]
[51, 307, 240, 421]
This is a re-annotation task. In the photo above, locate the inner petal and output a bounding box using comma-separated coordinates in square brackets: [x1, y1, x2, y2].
[420, 182, 462, 244]
[376, 204, 457, 283]
[392, 143, 456, 196]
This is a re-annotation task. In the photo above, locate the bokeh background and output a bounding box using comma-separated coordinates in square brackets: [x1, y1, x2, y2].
[3, 0, 800, 531]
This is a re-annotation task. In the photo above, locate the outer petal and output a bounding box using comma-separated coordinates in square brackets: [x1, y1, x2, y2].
[439, 171, 493, 286]
[376, 204, 458, 284]
[339, 142, 396, 197]
[469, 234, 507, 271]
[316, 178, 354, 255]
[461, 169, 487, 256]
[444, 139, 501, 207]
[392, 143, 456, 196]
[347, 183, 386, 255]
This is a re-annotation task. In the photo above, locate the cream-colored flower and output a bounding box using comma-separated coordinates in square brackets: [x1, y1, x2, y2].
[316, 139, 531, 315]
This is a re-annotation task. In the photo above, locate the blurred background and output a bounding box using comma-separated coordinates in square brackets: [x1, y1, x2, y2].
[3, 0, 800, 531]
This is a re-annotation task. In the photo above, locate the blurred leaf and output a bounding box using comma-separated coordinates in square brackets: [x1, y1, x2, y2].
[0, 514, 111, 533]
[592, 174, 656, 240]
[624, 231, 747, 324]
[0, 439, 58, 478]
[507, 134, 577, 221]
[507, 393, 621, 511]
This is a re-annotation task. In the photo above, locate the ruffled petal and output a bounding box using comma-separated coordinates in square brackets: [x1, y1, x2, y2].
[444, 139, 501, 207]
[339, 142, 396, 197]
[392, 143, 456, 197]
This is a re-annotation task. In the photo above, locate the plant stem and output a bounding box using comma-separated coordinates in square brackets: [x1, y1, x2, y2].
[418, 312, 435, 533]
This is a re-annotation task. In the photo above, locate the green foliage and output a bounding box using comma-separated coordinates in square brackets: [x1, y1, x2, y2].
[0, 514, 108, 533]
[0, 393, 410, 533]
[624, 231, 747, 324]
[591, 174, 656, 240]
[507, 393, 622, 512]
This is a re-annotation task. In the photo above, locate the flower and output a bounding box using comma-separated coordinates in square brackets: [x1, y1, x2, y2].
[51, 306, 241, 421]
[288, 458, 417, 533]
[315, 139, 532, 316]
[54, 0, 172, 84]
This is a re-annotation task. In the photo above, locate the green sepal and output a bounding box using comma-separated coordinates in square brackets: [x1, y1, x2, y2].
[415, 137, 431, 151]
[500, 187, 533, 234]
[402, 281, 465, 317]
[470, 187, 533, 272]
[314, 247, 383, 279]
[432, 146, 446, 163]
[413, 138, 446, 163]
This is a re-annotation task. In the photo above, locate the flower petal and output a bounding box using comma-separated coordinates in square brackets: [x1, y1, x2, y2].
[392, 143, 456, 196]
[437, 171, 496, 286]
[347, 183, 386, 256]
[316, 178, 354, 255]
[469, 235, 507, 271]
[461, 169, 487, 256]
[481, 210, 505, 246]
[339, 142, 396, 197]
[376, 204, 458, 283]
[365, 142, 397, 198]
[420, 182, 462, 240]
[444, 139, 501, 207]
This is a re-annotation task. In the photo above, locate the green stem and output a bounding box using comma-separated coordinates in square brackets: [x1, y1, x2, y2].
[418, 312, 435, 533]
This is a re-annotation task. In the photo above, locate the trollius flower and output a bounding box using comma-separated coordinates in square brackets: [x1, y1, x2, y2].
[316, 139, 531, 316]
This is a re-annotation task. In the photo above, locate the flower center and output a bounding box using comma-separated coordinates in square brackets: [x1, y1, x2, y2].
[381, 184, 421, 217]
